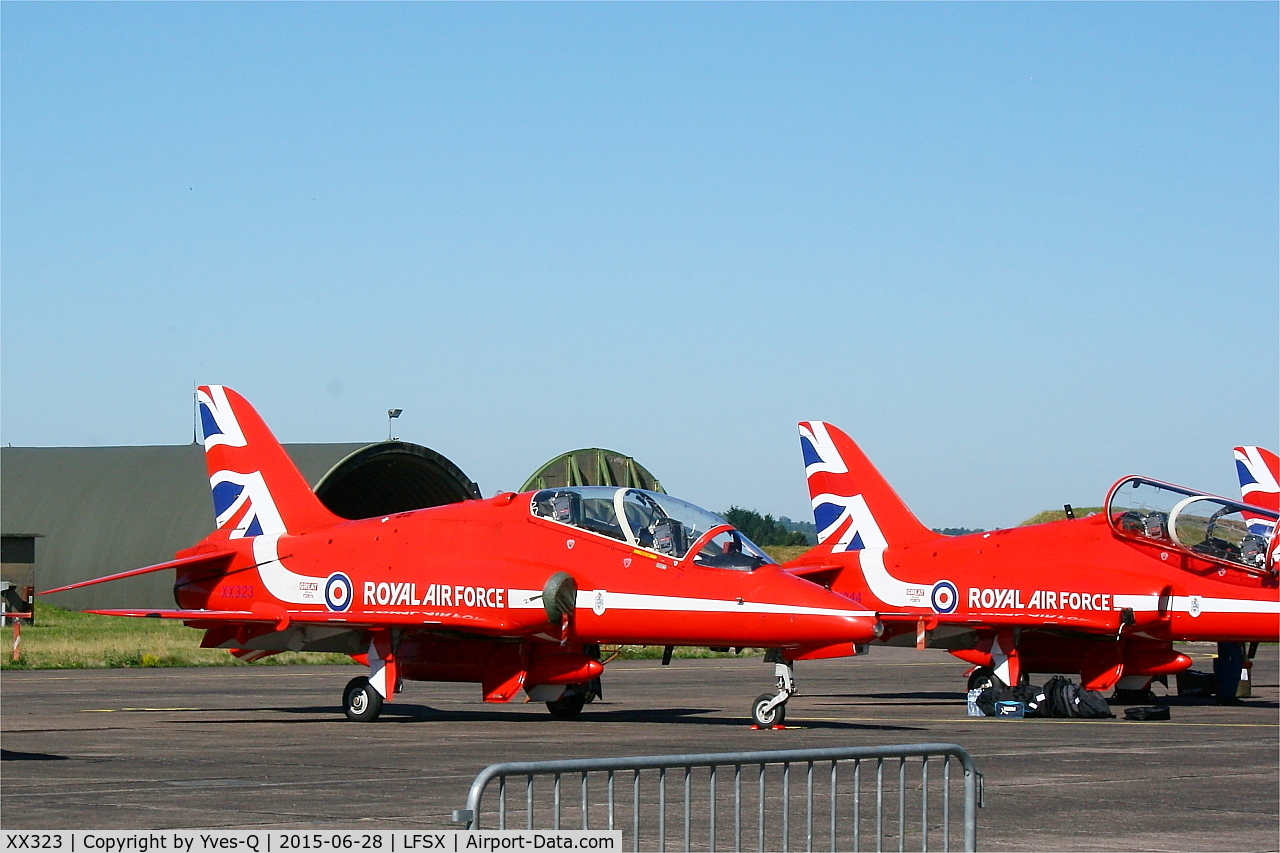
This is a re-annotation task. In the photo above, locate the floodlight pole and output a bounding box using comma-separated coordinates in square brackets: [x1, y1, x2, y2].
[387, 408, 402, 441]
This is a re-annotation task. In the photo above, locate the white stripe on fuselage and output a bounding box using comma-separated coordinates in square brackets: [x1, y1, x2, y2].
[1113, 593, 1280, 616]
[503, 588, 870, 620]
[251, 532, 323, 606]
[816, 493, 1279, 615]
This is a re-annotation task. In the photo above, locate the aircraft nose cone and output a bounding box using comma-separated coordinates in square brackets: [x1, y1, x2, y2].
[774, 609, 880, 660]
[830, 611, 881, 644]
[781, 583, 881, 645]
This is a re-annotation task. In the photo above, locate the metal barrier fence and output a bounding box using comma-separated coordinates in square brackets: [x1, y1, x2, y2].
[452, 742, 982, 852]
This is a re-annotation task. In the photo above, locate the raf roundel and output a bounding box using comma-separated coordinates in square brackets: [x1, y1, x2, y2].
[930, 580, 958, 615]
[325, 572, 354, 612]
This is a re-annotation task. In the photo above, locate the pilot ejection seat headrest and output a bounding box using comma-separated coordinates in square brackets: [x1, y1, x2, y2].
[651, 518, 686, 557]
[551, 491, 581, 526]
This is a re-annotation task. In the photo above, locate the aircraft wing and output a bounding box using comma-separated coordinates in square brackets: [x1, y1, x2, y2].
[86, 607, 536, 636]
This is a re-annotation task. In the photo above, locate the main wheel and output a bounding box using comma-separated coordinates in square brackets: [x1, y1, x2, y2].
[751, 693, 786, 727]
[967, 667, 1001, 692]
[344, 676, 383, 722]
[546, 692, 586, 720]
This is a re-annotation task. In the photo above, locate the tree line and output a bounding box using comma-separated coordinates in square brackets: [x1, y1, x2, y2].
[722, 507, 812, 546]
[723, 507, 989, 545]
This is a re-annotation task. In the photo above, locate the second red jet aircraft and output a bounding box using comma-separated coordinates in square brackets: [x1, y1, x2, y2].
[785, 421, 1278, 697]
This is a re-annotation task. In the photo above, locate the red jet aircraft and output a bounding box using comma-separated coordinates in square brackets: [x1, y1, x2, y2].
[784, 421, 1279, 696]
[42, 387, 880, 723]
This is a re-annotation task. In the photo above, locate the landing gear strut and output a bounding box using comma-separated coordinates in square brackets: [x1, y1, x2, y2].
[751, 660, 795, 727]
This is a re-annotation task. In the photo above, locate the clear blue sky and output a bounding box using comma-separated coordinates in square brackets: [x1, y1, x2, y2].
[3, 3, 1276, 530]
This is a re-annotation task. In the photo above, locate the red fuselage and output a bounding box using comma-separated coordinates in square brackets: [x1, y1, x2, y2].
[176, 490, 878, 690]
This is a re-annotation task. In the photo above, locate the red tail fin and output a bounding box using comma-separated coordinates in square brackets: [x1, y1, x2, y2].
[798, 421, 937, 553]
[196, 385, 341, 537]
[1234, 445, 1279, 538]
[1235, 446, 1279, 511]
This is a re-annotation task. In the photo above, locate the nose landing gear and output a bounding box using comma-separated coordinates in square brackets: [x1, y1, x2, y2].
[751, 660, 796, 727]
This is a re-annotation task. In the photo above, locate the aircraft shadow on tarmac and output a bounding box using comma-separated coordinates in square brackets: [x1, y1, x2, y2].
[810, 691, 964, 706]
[1, 749, 68, 762]
[819, 691, 1280, 710]
[243, 703, 928, 732]
[1155, 696, 1279, 709]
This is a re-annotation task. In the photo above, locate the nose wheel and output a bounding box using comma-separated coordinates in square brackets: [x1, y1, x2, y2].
[751, 660, 795, 727]
[751, 693, 786, 726]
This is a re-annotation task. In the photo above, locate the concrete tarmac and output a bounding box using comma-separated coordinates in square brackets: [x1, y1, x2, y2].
[2, 643, 1276, 851]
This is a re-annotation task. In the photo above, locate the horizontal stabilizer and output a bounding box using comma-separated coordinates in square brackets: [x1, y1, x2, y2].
[87, 608, 265, 621]
[39, 552, 235, 596]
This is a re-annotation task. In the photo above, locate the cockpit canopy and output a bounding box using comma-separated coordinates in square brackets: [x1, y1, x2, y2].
[530, 486, 777, 571]
[1106, 476, 1278, 575]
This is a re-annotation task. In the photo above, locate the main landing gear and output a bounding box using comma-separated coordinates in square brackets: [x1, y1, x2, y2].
[344, 676, 383, 722]
[967, 666, 999, 692]
[966, 665, 1031, 692]
[547, 685, 589, 720]
[545, 645, 602, 720]
[751, 660, 796, 727]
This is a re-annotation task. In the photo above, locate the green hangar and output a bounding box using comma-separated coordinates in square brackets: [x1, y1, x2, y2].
[1, 441, 479, 611]
[1, 443, 659, 613]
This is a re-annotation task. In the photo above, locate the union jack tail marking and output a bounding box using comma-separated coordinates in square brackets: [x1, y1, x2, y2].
[197, 385, 340, 538]
[1234, 446, 1279, 537]
[798, 421, 937, 552]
